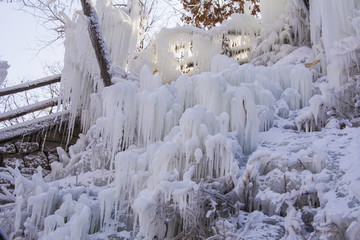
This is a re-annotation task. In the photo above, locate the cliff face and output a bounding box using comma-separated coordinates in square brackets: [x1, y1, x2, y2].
[0, 122, 80, 204]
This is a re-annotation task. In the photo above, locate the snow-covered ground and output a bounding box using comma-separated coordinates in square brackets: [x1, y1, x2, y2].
[2, 111, 359, 239]
[232, 117, 360, 239]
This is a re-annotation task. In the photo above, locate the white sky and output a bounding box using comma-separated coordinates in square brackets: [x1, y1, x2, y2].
[0, 2, 64, 85]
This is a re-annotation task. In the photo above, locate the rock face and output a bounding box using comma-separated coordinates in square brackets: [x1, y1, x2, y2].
[15, 142, 39, 154]
[1, 141, 55, 176]
[0, 121, 80, 171]
[0, 122, 80, 204]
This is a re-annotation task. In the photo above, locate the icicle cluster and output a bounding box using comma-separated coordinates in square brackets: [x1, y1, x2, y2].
[59, 63, 262, 176]
[95, 0, 134, 68]
[11, 53, 317, 238]
[131, 14, 261, 83]
[219, 62, 314, 133]
[250, 0, 310, 66]
[60, 0, 137, 141]
[295, 95, 326, 132]
[309, 0, 360, 117]
[237, 149, 325, 217]
[36, 56, 317, 238]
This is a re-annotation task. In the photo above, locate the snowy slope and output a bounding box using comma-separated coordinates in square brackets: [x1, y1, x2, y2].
[1, 56, 357, 239]
[2, 108, 359, 239]
[230, 118, 360, 239]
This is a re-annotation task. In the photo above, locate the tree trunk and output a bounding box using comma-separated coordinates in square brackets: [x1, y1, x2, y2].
[303, 0, 309, 11]
[80, 0, 113, 87]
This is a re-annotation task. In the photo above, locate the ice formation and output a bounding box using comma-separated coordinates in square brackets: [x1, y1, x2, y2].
[3, 0, 360, 239]
[60, 0, 138, 141]
[251, 0, 310, 66]
[0, 60, 9, 86]
[295, 95, 327, 132]
[259, 0, 287, 27]
[6, 62, 319, 239]
[309, 0, 360, 116]
[309, 0, 355, 60]
[257, 105, 274, 132]
[132, 13, 262, 83]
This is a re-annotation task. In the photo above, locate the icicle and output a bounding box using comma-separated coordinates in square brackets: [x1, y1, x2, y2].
[230, 87, 259, 154]
[98, 188, 116, 230]
[290, 65, 313, 107]
[275, 99, 289, 118]
[257, 105, 274, 132]
[96, 0, 133, 69]
[309, 0, 355, 60]
[44, 215, 64, 236]
[281, 88, 301, 110]
[260, 0, 287, 27]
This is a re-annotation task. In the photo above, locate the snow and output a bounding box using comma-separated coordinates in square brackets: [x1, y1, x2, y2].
[275, 46, 315, 66]
[0, 111, 70, 143]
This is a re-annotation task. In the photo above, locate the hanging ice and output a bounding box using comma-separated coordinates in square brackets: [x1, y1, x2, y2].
[60, 0, 138, 142]
[0, 60, 9, 86]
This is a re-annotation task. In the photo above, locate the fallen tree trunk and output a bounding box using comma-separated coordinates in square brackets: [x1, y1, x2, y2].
[80, 0, 113, 87]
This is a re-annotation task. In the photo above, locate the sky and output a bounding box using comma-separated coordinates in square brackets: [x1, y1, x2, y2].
[0, 2, 64, 85]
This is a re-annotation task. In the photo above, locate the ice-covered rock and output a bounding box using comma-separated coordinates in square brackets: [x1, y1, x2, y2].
[309, 95, 326, 128]
[295, 95, 326, 132]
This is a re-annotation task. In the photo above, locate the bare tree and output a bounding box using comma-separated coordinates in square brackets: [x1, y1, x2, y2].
[17, 0, 177, 50]
[19, 0, 74, 47]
